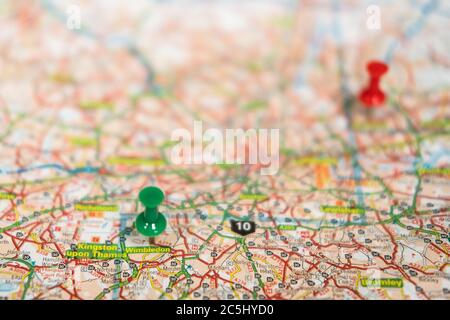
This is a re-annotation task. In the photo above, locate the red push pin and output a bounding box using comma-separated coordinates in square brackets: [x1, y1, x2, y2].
[358, 60, 389, 108]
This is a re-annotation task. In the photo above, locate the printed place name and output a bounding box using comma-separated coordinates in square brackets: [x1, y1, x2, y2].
[320, 205, 365, 215]
[75, 203, 119, 212]
[107, 157, 166, 166]
[278, 225, 297, 230]
[0, 193, 16, 200]
[66, 244, 171, 260]
[239, 193, 268, 201]
[295, 157, 337, 166]
[418, 167, 450, 176]
[360, 278, 403, 288]
[80, 101, 114, 110]
[69, 137, 96, 147]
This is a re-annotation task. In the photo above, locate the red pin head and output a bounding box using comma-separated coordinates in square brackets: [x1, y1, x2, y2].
[358, 60, 389, 108]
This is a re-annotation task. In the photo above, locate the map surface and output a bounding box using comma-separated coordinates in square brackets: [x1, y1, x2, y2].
[0, 0, 449, 300]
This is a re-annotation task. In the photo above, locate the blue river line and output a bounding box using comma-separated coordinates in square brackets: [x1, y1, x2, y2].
[0, 164, 100, 175]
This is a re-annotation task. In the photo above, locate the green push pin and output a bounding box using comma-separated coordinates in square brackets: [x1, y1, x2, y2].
[135, 186, 167, 237]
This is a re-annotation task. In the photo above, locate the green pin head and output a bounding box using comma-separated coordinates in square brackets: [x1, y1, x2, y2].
[135, 186, 167, 237]
[139, 186, 164, 208]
